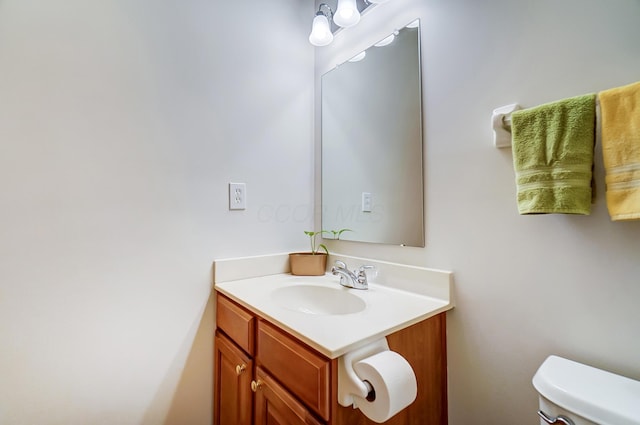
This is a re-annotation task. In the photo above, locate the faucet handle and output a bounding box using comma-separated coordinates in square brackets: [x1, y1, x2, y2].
[356, 265, 376, 283]
[334, 260, 347, 269]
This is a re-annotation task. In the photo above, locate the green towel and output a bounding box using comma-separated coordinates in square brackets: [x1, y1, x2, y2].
[511, 94, 596, 215]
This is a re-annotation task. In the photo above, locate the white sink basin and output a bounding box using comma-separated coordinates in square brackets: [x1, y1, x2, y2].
[214, 262, 453, 357]
[271, 285, 366, 315]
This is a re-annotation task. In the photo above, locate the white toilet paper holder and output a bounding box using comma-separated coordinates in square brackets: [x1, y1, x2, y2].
[337, 338, 389, 407]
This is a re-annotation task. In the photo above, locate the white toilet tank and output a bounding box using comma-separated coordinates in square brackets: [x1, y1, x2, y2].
[533, 355, 640, 425]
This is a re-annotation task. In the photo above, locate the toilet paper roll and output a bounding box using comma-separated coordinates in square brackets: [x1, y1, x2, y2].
[352, 350, 417, 423]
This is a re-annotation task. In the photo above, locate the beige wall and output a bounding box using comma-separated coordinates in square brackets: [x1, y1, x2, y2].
[2, 0, 639, 424]
[317, 0, 640, 424]
[0, 0, 313, 424]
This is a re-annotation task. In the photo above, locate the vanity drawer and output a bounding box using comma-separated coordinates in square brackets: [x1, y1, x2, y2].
[256, 320, 330, 421]
[216, 294, 255, 355]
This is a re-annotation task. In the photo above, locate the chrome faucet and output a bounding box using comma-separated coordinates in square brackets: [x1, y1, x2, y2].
[331, 260, 374, 290]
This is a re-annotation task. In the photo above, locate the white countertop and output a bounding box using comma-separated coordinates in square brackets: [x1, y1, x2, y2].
[215, 272, 453, 358]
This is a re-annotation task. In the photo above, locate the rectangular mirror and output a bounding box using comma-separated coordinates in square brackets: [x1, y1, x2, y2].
[321, 20, 424, 247]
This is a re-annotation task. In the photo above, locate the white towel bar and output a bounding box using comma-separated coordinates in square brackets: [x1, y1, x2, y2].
[492, 98, 601, 149]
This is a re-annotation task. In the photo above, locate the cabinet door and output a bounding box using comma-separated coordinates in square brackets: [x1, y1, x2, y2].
[254, 367, 323, 425]
[214, 332, 253, 425]
[257, 320, 330, 420]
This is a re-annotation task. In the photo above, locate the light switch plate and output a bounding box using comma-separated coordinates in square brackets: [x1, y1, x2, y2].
[362, 192, 372, 212]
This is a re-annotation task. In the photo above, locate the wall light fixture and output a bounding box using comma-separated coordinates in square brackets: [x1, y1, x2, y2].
[308, 0, 393, 47]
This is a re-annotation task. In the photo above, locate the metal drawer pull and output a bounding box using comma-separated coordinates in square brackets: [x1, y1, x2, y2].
[251, 380, 263, 392]
[538, 410, 575, 425]
[235, 364, 247, 375]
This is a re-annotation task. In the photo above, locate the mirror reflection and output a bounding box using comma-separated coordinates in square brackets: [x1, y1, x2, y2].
[321, 20, 424, 247]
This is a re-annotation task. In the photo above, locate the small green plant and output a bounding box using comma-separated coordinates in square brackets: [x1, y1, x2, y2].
[329, 228, 352, 240]
[304, 228, 353, 254]
[304, 230, 329, 255]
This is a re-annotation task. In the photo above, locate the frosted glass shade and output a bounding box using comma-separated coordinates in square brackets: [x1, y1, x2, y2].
[367, 0, 390, 3]
[333, 0, 360, 28]
[348, 51, 366, 62]
[374, 34, 395, 47]
[309, 14, 333, 46]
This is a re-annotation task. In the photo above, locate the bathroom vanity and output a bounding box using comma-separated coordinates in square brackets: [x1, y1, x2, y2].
[213, 254, 453, 425]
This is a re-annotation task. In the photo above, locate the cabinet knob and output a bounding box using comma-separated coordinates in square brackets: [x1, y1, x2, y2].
[235, 364, 247, 375]
[250, 380, 263, 392]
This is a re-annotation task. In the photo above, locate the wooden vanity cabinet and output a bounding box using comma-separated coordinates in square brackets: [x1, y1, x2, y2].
[214, 293, 448, 425]
[215, 294, 324, 425]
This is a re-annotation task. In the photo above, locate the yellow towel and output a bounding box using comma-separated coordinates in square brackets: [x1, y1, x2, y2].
[599, 81, 640, 221]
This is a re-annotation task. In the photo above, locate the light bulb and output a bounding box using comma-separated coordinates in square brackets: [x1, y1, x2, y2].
[309, 14, 333, 46]
[333, 0, 360, 28]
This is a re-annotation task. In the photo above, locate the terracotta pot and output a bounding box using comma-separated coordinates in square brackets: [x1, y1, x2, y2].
[288, 252, 328, 276]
